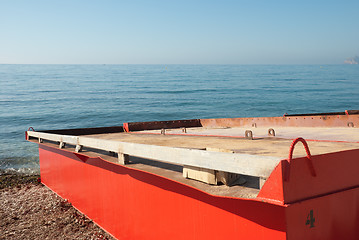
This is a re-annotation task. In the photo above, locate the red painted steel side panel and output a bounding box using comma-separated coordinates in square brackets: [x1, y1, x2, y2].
[282, 149, 359, 203]
[200, 115, 359, 128]
[39, 144, 286, 240]
[256, 147, 359, 239]
[257, 148, 359, 205]
[123, 122, 129, 132]
[257, 162, 285, 204]
[286, 187, 359, 240]
[123, 119, 202, 132]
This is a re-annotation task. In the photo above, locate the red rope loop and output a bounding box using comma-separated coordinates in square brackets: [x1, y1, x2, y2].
[288, 137, 311, 163]
[28, 127, 35, 131]
[285, 137, 316, 181]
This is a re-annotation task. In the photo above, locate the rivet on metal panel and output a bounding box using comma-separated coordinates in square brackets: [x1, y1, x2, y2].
[268, 128, 275, 137]
[347, 122, 354, 127]
[182, 127, 187, 133]
[245, 130, 253, 140]
[161, 129, 166, 135]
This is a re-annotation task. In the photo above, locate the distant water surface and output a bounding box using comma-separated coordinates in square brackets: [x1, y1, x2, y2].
[0, 64, 358, 173]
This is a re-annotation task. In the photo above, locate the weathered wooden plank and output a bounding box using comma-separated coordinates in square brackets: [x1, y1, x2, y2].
[79, 137, 120, 152]
[28, 131, 78, 145]
[100, 139, 280, 178]
[183, 165, 217, 185]
[118, 153, 129, 165]
[27, 131, 281, 178]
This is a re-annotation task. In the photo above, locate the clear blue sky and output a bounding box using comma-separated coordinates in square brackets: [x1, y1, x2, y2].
[1, 0, 358, 64]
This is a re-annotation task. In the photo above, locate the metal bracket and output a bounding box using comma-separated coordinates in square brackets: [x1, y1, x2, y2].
[268, 128, 275, 137]
[245, 130, 253, 140]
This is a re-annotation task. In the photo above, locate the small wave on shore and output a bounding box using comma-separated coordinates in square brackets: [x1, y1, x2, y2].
[0, 153, 40, 176]
[0, 167, 40, 176]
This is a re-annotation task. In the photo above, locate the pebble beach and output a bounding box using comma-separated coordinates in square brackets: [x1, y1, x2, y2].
[0, 172, 114, 240]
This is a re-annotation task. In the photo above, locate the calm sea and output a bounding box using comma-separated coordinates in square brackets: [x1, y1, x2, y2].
[0, 64, 358, 174]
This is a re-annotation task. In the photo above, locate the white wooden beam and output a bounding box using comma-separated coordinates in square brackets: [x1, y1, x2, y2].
[27, 131, 281, 178]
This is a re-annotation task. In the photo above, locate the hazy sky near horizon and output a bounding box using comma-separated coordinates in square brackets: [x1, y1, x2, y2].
[1, 1, 358, 64]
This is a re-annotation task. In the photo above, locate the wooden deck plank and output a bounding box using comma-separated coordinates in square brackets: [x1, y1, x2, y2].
[85, 130, 359, 158]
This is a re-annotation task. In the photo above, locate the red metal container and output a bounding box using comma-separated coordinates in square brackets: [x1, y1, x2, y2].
[27, 111, 359, 239]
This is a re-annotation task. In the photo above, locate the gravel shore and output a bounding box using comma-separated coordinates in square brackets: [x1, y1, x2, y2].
[0, 173, 115, 240]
